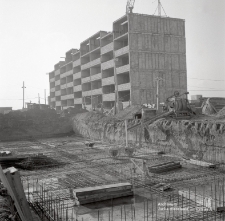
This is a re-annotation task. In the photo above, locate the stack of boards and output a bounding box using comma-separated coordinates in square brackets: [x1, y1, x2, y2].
[148, 161, 182, 173]
[74, 182, 133, 205]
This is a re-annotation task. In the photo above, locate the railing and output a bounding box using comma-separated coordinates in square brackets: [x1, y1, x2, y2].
[91, 88, 102, 95]
[55, 80, 60, 86]
[118, 82, 131, 91]
[50, 78, 55, 83]
[101, 42, 113, 55]
[81, 58, 101, 70]
[81, 76, 91, 84]
[55, 69, 60, 76]
[102, 76, 115, 86]
[55, 91, 61, 96]
[73, 59, 81, 67]
[116, 64, 130, 74]
[82, 90, 92, 96]
[66, 94, 74, 99]
[73, 72, 81, 80]
[74, 98, 82, 104]
[114, 30, 128, 39]
[103, 93, 115, 101]
[60, 84, 67, 89]
[114, 46, 129, 57]
[61, 70, 73, 78]
[66, 82, 73, 87]
[91, 73, 101, 81]
[50, 88, 55, 92]
[61, 95, 67, 100]
[74, 85, 82, 92]
[50, 97, 56, 102]
[55, 101, 61, 106]
[101, 59, 114, 70]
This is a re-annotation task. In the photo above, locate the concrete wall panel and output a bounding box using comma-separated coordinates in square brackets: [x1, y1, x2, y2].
[164, 35, 171, 52]
[171, 54, 179, 70]
[171, 36, 179, 53]
[171, 72, 180, 88]
[180, 73, 187, 89]
[159, 54, 165, 69]
[170, 20, 178, 35]
[178, 38, 186, 53]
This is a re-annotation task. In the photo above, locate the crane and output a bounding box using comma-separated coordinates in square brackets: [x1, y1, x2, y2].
[126, 0, 135, 14]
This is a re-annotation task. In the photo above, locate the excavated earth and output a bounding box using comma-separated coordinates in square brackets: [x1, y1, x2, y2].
[73, 107, 225, 163]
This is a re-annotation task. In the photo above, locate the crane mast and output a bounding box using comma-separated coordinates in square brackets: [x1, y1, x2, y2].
[126, 0, 135, 14]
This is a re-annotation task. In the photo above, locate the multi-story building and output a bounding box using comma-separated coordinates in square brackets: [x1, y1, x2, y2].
[49, 13, 187, 112]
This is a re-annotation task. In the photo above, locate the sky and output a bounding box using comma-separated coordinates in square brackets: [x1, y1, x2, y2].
[0, 0, 224, 110]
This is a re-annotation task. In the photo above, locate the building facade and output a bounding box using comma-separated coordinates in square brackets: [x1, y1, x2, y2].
[49, 13, 187, 112]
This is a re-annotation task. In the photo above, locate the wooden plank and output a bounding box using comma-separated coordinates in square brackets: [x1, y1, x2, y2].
[0, 165, 28, 221]
[75, 182, 132, 193]
[79, 191, 133, 204]
[10, 169, 33, 220]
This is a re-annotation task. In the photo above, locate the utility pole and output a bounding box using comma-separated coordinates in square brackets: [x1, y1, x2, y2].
[22, 81, 26, 109]
[155, 77, 163, 110]
[38, 93, 40, 104]
[44, 89, 46, 105]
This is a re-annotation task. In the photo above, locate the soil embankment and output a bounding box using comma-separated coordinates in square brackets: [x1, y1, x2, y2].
[0, 109, 74, 141]
[73, 107, 225, 163]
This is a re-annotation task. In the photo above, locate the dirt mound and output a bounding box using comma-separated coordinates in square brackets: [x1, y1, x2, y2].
[115, 105, 142, 120]
[216, 107, 225, 118]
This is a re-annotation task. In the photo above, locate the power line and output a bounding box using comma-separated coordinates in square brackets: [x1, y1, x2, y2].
[187, 85, 224, 90]
[188, 77, 225, 82]
[188, 90, 225, 91]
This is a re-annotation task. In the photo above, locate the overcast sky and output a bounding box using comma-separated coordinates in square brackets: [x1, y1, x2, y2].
[0, 0, 224, 110]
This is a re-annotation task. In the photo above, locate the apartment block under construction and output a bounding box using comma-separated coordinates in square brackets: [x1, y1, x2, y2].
[49, 13, 187, 112]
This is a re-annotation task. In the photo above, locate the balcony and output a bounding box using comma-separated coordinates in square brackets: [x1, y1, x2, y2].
[103, 93, 115, 101]
[55, 80, 60, 86]
[74, 98, 82, 104]
[73, 59, 81, 67]
[50, 78, 55, 83]
[101, 59, 114, 70]
[56, 101, 61, 106]
[61, 84, 67, 90]
[50, 88, 55, 92]
[115, 46, 129, 57]
[61, 69, 73, 78]
[73, 72, 81, 80]
[91, 88, 102, 95]
[116, 64, 130, 74]
[61, 95, 67, 100]
[82, 76, 91, 84]
[74, 85, 82, 91]
[118, 82, 131, 91]
[91, 73, 101, 81]
[81, 58, 101, 70]
[101, 42, 113, 55]
[90, 58, 101, 67]
[50, 97, 56, 102]
[66, 94, 74, 99]
[82, 90, 92, 96]
[55, 91, 61, 96]
[66, 82, 73, 88]
[55, 69, 60, 76]
[102, 76, 115, 86]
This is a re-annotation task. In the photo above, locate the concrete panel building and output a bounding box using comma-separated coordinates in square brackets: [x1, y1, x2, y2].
[49, 13, 187, 112]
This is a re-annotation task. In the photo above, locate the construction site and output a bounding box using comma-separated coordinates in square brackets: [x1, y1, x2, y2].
[1, 1, 225, 221]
